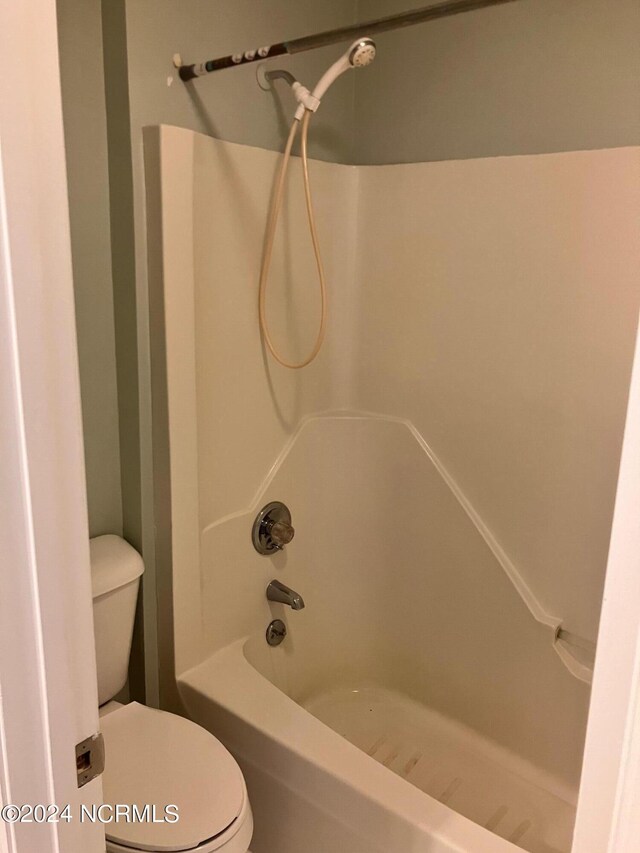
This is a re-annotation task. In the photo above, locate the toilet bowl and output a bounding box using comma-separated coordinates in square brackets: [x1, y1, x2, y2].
[90, 536, 253, 853]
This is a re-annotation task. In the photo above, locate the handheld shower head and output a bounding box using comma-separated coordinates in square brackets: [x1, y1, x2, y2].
[313, 37, 376, 98]
[348, 37, 377, 67]
[293, 37, 376, 119]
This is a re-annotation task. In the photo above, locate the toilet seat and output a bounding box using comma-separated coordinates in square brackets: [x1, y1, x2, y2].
[100, 702, 252, 852]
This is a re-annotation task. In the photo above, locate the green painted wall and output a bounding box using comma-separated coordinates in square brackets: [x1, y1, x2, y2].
[354, 0, 640, 164]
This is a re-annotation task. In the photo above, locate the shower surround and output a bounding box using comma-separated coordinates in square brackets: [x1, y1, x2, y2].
[145, 125, 640, 852]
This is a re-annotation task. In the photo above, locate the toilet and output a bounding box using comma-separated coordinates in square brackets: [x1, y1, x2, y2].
[90, 535, 253, 853]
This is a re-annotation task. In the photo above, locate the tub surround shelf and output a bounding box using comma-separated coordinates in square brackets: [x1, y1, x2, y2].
[554, 629, 596, 684]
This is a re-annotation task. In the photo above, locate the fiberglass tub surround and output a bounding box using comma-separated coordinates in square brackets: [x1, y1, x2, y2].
[146, 125, 640, 852]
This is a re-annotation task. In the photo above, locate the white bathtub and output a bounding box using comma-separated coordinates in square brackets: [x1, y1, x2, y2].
[179, 637, 519, 853]
[179, 614, 578, 853]
[167, 415, 587, 853]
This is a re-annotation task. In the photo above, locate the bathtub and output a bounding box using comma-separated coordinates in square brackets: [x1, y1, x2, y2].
[170, 417, 586, 853]
[179, 628, 576, 853]
[179, 637, 512, 853]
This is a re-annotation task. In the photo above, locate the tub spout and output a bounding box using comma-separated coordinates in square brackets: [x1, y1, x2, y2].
[267, 579, 305, 611]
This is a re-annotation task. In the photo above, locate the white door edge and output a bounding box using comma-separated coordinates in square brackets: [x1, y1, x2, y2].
[573, 309, 640, 852]
[0, 0, 105, 850]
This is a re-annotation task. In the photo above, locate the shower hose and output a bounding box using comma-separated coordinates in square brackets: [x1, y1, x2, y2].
[258, 110, 327, 369]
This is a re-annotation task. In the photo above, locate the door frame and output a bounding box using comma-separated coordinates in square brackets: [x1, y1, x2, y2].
[0, 0, 104, 850]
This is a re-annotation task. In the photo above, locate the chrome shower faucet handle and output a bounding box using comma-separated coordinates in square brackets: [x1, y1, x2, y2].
[252, 501, 295, 555]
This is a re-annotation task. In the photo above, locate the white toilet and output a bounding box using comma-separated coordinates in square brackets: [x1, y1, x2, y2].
[90, 535, 253, 853]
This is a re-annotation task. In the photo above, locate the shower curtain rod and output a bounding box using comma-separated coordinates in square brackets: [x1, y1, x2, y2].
[178, 0, 520, 82]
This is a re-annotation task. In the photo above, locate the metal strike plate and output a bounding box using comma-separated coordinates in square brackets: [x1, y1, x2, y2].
[76, 732, 105, 788]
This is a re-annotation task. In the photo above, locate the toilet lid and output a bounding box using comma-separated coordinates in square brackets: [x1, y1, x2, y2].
[100, 702, 245, 852]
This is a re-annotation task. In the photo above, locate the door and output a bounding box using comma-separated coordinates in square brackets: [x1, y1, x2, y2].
[0, 0, 105, 850]
[573, 301, 640, 852]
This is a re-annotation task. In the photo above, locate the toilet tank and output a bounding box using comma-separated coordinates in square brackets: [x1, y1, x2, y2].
[90, 535, 144, 706]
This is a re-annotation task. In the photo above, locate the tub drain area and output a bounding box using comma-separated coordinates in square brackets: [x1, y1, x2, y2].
[303, 686, 575, 853]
